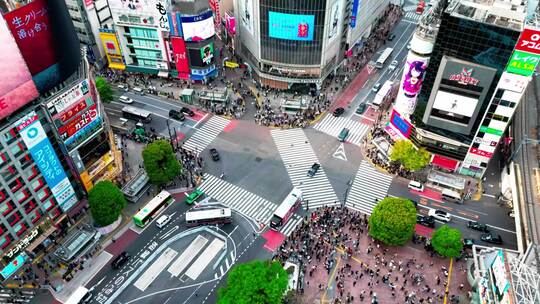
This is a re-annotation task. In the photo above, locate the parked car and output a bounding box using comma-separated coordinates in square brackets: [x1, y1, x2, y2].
[388, 60, 399, 71]
[333, 107, 345, 117]
[416, 215, 435, 228]
[119, 95, 133, 104]
[355, 103, 367, 115]
[185, 189, 204, 204]
[481, 233, 503, 245]
[463, 238, 475, 249]
[181, 107, 195, 116]
[168, 109, 185, 121]
[388, 33, 396, 41]
[372, 82, 382, 93]
[308, 163, 320, 177]
[209, 148, 220, 161]
[428, 209, 451, 222]
[112, 252, 130, 269]
[467, 221, 489, 232]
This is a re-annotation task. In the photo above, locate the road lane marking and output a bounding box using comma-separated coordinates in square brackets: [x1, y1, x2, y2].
[159, 225, 179, 240]
[134, 247, 178, 291]
[168, 235, 208, 278]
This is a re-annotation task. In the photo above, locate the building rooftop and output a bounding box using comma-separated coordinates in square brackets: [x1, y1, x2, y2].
[446, 0, 527, 30]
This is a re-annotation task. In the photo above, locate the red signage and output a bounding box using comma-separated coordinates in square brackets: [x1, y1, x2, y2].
[171, 37, 190, 79]
[55, 98, 88, 123]
[449, 68, 479, 86]
[3, 0, 59, 75]
[58, 105, 98, 138]
[469, 147, 493, 158]
[515, 28, 540, 55]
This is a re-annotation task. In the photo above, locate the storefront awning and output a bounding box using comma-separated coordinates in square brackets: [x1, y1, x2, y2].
[431, 154, 459, 172]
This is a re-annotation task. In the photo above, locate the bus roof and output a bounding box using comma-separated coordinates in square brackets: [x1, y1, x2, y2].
[185, 208, 232, 221]
[274, 187, 302, 219]
[372, 80, 394, 106]
[122, 105, 152, 117]
[376, 48, 393, 64]
[133, 190, 172, 220]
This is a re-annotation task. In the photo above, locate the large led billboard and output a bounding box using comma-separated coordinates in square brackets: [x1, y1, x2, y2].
[394, 53, 429, 117]
[187, 43, 214, 67]
[171, 37, 190, 79]
[431, 90, 479, 124]
[327, 0, 343, 43]
[0, 16, 39, 121]
[268, 11, 314, 41]
[181, 11, 215, 42]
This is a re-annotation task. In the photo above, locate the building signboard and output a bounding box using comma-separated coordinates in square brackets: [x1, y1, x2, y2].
[269, 11, 314, 41]
[58, 105, 99, 139]
[155, 0, 169, 31]
[64, 117, 102, 150]
[170, 37, 190, 79]
[168, 12, 183, 37]
[4, 228, 40, 260]
[350, 0, 360, 28]
[390, 109, 412, 138]
[393, 52, 429, 118]
[491, 250, 510, 298]
[469, 147, 493, 158]
[181, 11, 215, 42]
[16, 112, 77, 212]
[514, 27, 540, 55]
[479, 125, 503, 136]
[48, 79, 89, 115]
[506, 50, 540, 76]
[99, 30, 125, 70]
[0, 253, 27, 280]
[448, 68, 480, 86]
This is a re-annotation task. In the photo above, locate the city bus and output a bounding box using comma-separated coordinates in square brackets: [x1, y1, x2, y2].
[122, 106, 152, 123]
[185, 207, 232, 226]
[270, 187, 303, 230]
[133, 190, 174, 227]
[371, 80, 394, 109]
[375, 48, 394, 68]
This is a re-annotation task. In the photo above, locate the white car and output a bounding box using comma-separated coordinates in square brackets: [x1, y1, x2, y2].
[372, 82, 382, 93]
[388, 60, 399, 71]
[119, 95, 133, 104]
[428, 209, 451, 222]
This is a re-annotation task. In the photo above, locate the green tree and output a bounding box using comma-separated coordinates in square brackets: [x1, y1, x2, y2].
[390, 140, 430, 171]
[95, 76, 113, 103]
[431, 225, 463, 258]
[368, 197, 417, 246]
[142, 139, 182, 185]
[218, 260, 288, 304]
[88, 180, 126, 227]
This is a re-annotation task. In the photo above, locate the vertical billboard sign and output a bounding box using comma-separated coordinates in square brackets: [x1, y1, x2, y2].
[99, 30, 126, 70]
[209, 0, 221, 37]
[394, 53, 429, 117]
[16, 112, 77, 212]
[350, 0, 360, 28]
[239, 0, 253, 35]
[225, 12, 236, 36]
[171, 37, 190, 79]
[155, 0, 169, 31]
[168, 12, 183, 37]
[201, 43, 214, 65]
[0, 16, 39, 121]
[505, 27, 540, 76]
[327, 0, 343, 44]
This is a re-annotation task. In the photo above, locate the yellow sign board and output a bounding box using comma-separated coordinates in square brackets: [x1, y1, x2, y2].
[225, 61, 239, 68]
[99, 31, 126, 70]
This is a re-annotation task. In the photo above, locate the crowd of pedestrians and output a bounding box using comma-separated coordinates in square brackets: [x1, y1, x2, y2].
[275, 206, 465, 304]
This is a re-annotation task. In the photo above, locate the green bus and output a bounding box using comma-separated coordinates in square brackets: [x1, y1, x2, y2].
[133, 190, 174, 227]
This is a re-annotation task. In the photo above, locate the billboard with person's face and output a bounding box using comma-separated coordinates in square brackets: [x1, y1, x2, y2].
[180, 11, 215, 42]
[393, 53, 429, 117]
[200, 43, 214, 65]
[327, 0, 343, 43]
[269, 11, 314, 41]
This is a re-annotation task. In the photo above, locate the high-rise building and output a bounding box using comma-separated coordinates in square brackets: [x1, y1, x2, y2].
[0, 0, 121, 281]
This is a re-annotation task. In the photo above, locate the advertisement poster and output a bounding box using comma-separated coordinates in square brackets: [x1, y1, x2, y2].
[350, 0, 360, 28]
[201, 43, 214, 65]
[269, 12, 314, 41]
[168, 12, 183, 37]
[155, 0, 169, 31]
[514, 27, 540, 55]
[181, 11, 215, 42]
[16, 112, 77, 212]
[58, 105, 99, 139]
[48, 79, 90, 116]
[394, 53, 429, 117]
[328, 0, 343, 43]
[99, 30, 125, 70]
[390, 109, 412, 138]
[432, 90, 478, 119]
[225, 13, 236, 36]
[0, 16, 39, 121]
[170, 37, 190, 78]
[239, 0, 253, 35]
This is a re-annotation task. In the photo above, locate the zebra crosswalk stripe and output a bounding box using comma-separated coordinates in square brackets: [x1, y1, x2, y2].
[279, 215, 303, 237]
[183, 116, 230, 154]
[346, 160, 394, 215]
[271, 129, 340, 210]
[404, 12, 421, 22]
[198, 174, 276, 223]
[312, 114, 370, 146]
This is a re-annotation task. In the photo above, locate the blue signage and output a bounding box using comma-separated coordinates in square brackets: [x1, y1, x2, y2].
[180, 10, 213, 23]
[350, 0, 360, 28]
[390, 110, 412, 138]
[268, 11, 314, 41]
[0, 253, 27, 279]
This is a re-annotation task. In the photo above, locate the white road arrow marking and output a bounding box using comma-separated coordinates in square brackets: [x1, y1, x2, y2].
[332, 143, 348, 161]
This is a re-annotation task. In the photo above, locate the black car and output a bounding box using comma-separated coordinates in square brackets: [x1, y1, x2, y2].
[388, 33, 396, 41]
[467, 221, 489, 232]
[481, 233, 503, 245]
[333, 107, 345, 117]
[168, 109, 185, 121]
[209, 148, 220, 161]
[307, 163, 320, 177]
[112, 252, 130, 269]
[181, 107, 195, 116]
[416, 215, 435, 228]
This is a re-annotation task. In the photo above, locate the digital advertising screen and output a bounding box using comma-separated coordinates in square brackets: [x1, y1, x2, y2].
[268, 11, 314, 41]
[181, 11, 215, 42]
[390, 110, 412, 138]
[200, 43, 214, 66]
[431, 90, 479, 124]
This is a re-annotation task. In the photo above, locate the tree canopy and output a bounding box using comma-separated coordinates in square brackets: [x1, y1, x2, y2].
[368, 197, 417, 246]
[218, 260, 288, 304]
[389, 140, 431, 171]
[88, 180, 126, 227]
[142, 139, 182, 185]
[95, 76, 113, 103]
[431, 225, 463, 258]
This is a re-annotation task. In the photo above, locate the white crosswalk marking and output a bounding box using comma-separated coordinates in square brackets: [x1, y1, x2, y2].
[346, 160, 394, 215]
[198, 174, 276, 223]
[279, 214, 303, 237]
[404, 11, 421, 22]
[271, 129, 340, 210]
[183, 115, 230, 154]
[312, 114, 370, 146]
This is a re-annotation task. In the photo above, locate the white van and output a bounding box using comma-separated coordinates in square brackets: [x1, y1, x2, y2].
[119, 95, 133, 104]
[117, 84, 128, 92]
[408, 180, 424, 192]
[441, 189, 462, 204]
[133, 87, 145, 95]
[156, 214, 171, 228]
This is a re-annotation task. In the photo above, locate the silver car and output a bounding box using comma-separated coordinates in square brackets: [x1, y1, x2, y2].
[428, 209, 451, 222]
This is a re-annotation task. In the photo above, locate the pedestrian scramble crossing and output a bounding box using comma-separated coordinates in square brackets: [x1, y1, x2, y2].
[183, 115, 230, 154]
[312, 114, 370, 146]
[404, 11, 422, 23]
[346, 160, 394, 215]
[197, 173, 303, 236]
[271, 129, 340, 210]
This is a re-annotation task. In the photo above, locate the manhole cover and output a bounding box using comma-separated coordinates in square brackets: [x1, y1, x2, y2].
[255, 157, 262, 162]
